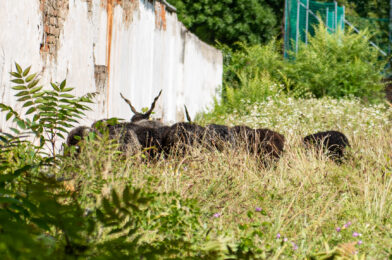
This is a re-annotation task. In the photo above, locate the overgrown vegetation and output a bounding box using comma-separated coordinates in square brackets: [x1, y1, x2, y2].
[213, 25, 386, 117]
[167, 0, 279, 46]
[2, 8, 392, 257]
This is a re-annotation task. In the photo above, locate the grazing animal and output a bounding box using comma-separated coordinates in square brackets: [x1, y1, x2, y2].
[303, 130, 350, 161]
[206, 124, 235, 151]
[65, 126, 92, 154]
[162, 122, 209, 155]
[183, 105, 234, 151]
[230, 125, 285, 162]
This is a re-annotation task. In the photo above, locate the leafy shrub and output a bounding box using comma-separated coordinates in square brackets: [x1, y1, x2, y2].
[219, 24, 386, 114]
[1, 64, 272, 259]
[287, 25, 385, 100]
[168, 0, 278, 46]
[0, 64, 96, 158]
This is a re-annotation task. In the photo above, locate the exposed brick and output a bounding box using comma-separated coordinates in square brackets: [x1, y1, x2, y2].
[49, 17, 57, 25]
[44, 25, 50, 33]
[46, 36, 55, 43]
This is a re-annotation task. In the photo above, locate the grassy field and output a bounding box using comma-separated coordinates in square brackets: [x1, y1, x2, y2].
[66, 96, 392, 258]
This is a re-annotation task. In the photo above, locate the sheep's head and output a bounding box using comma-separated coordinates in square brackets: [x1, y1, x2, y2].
[120, 90, 162, 122]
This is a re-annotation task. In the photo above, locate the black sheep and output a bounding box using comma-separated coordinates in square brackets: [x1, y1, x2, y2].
[162, 122, 209, 155]
[206, 124, 235, 151]
[230, 125, 285, 162]
[65, 126, 92, 155]
[303, 130, 350, 161]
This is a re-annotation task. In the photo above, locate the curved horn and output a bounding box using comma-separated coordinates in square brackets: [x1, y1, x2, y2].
[120, 93, 140, 115]
[145, 90, 162, 117]
[184, 105, 192, 123]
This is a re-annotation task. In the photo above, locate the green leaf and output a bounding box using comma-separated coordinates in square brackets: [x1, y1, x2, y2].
[17, 120, 26, 129]
[22, 101, 34, 107]
[22, 66, 31, 77]
[26, 107, 36, 115]
[6, 112, 13, 121]
[12, 85, 27, 90]
[17, 96, 30, 102]
[111, 190, 121, 208]
[51, 83, 60, 91]
[60, 94, 75, 98]
[11, 79, 25, 84]
[29, 85, 43, 94]
[28, 80, 39, 89]
[60, 80, 66, 90]
[15, 91, 30, 97]
[10, 128, 20, 134]
[25, 73, 37, 83]
[15, 63, 23, 74]
[10, 72, 22, 78]
[32, 92, 45, 98]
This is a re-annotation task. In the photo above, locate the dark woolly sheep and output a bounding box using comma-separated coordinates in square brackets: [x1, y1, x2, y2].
[230, 125, 285, 162]
[65, 126, 92, 154]
[106, 122, 169, 157]
[303, 130, 350, 161]
[205, 124, 235, 151]
[183, 105, 233, 151]
[162, 122, 209, 155]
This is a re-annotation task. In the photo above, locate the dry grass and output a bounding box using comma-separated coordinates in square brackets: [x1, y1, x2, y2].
[66, 97, 392, 258]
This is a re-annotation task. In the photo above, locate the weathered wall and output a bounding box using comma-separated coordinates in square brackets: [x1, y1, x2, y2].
[0, 0, 222, 132]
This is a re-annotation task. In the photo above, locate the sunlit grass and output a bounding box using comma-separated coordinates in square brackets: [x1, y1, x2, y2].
[64, 97, 392, 258]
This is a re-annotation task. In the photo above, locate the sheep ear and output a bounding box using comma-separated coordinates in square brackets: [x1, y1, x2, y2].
[145, 90, 162, 117]
[120, 93, 141, 115]
[184, 105, 192, 123]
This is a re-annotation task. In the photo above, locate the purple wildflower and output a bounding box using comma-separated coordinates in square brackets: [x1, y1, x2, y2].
[353, 232, 360, 237]
[336, 227, 341, 232]
[291, 242, 298, 250]
[276, 233, 281, 239]
[343, 221, 352, 228]
[358, 240, 363, 245]
[283, 237, 288, 242]
[213, 213, 221, 218]
[255, 207, 262, 212]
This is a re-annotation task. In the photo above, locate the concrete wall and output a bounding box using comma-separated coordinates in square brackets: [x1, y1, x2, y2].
[0, 0, 222, 132]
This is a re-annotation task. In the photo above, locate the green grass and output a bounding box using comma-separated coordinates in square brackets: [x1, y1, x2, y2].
[64, 96, 392, 258]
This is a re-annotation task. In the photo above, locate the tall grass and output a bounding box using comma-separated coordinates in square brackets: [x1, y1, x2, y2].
[63, 97, 392, 258]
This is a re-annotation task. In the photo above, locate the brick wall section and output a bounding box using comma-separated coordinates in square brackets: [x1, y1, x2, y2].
[40, 0, 69, 60]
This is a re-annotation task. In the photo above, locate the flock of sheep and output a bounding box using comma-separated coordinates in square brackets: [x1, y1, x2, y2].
[66, 90, 351, 164]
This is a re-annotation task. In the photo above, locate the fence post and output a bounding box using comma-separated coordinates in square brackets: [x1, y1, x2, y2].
[284, 0, 289, 58]
[389, 0, 392, 56]
[334, 1, 338, 32]
[296, 0, 300, 53]
[305, 0, 309, 44]
[326, 7, 329, 31]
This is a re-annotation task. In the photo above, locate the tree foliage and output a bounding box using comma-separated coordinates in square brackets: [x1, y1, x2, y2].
[168, 0, 279, 46]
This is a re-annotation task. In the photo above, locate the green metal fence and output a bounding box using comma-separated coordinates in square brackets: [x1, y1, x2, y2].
[284, 0, 345, 58]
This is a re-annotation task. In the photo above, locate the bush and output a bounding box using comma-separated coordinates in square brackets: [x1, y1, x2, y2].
[168, 0, 278, 46]
[220, 24, 386, 113]
[287, 25, 385, 100]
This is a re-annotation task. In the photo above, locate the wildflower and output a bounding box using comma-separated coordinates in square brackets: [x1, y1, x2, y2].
[213, 213, 221, 218]
[255, 207, 262, 212]
[353, 232, 360, 237]
[284, 237, 288, 242]
[291, 242, 298, 250]
[343, 221, 352, 229]
[358, 240, 363, 245]
[276, 233, 281, 239]
[336, 227, 341, 232]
